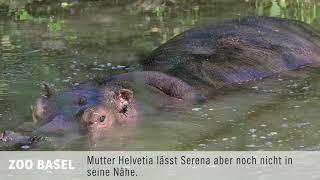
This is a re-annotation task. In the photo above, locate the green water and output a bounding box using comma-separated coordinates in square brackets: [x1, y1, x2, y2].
[1, 0, 320, 150]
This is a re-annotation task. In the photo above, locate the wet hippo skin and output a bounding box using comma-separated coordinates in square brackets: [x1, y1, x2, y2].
[142, 16, 320, 95]
[2, 16, 320, 148]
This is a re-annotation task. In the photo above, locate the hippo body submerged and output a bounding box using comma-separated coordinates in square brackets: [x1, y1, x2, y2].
[143, 16, 320, 95]
[2, 16, 320, 148]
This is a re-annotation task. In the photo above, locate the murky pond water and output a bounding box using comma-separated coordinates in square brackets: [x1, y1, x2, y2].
[1, 0, 320, 150]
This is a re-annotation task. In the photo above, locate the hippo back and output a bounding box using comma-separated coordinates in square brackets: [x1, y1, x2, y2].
[142, 16, 320, 92]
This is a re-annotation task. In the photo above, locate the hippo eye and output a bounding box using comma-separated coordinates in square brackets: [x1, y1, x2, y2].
[98, 116, 106, 123]
[120, 105, 128, 114]
[78, 96, 87, 106]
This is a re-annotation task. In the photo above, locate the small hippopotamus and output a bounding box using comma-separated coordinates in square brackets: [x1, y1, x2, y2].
[2, 16, 320, 148]
[32, 72, 202, 133]
[0, 72, 200, 148]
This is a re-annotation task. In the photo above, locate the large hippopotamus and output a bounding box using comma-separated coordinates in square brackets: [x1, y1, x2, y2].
[143, 16, 320, 94]
[1, 16, 320, 148]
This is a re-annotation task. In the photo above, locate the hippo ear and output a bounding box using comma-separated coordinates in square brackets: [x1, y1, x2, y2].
[118, 89, 133, 104]
[42, 83, 54, 98]
[116, 89, 133, 114]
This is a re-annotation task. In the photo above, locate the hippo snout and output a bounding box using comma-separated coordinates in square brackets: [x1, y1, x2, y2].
[80, 105, 116, 130]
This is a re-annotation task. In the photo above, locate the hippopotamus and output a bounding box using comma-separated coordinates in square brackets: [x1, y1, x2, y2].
[1, 16, 320, 148]
[0, 72, 201, 148]
[142, 16, 320, 95]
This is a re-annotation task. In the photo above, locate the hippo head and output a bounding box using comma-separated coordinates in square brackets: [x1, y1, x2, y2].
[32, 84, 101, 125]
[80, 88, 139, 132]
[31, 83, 138, 135]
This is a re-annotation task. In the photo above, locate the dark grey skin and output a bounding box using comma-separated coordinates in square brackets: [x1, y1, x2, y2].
[2, 16, 320, 148]
[142, 16, 320, 95]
